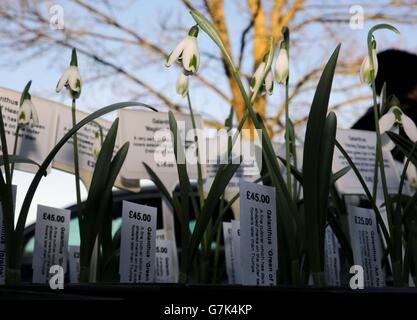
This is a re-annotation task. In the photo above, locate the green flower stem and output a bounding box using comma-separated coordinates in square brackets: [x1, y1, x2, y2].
[186, 91, 211, 282]
[186, 92, 204, 209]
[71, 98, 85, 273]
[284, 77, 292, 198]
[10, 125, 20, 181]
[370, 72, 401, 284]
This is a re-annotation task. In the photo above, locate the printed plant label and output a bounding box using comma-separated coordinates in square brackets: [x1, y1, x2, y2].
[333, 129, 400, 194]
[155, 239, 175, 283]
[348, 205, 385, 287]
[68, 245, 80, 284]
[239, 180, 278, 286]
[32, 205, 70, 284]
[0, 87, 57, 174]
[119, 201, 157, 283]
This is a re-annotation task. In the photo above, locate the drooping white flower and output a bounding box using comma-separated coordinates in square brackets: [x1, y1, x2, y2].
[56, 48, 82, 99]
[19, 97, 39, 127]
[165, 25, 200, 75]
[406, 162, 417, 189]
[250, 61, 274, 96]
[176, 72, 189, 97]
[360, 41, 378, 84]
[92, 130, 102, 161]
[379, 106, 417, 151]
[274, 44, 289, 84]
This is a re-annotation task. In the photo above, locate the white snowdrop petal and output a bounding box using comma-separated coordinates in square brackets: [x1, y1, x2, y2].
[250, 62, 265, 92]
[182, 37, 199, 73]
[56, 68, 70, 92]
[401, 114, 417, 142]
[381, 132, 396, 151]
[274, 48, 289, 83]
[165, 38, 186, 67]
[378, 112, 396, 134]
[265, 70, 274, 95]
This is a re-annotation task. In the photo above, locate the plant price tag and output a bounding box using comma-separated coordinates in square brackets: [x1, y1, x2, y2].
[68, 245, 80, 284]
[0, 87, 57, 174]
[348, 205, 385, 287]
[239, 180, 278, 286]
[333, 129, 400, 194]
[0, 185, 17, 284]
[119, 200, 157, 283]
[155, 239, 175, 283]
[324, 225, 342, 286]
[231, 220, 242, 284]
[118, 109, 205, 180]
[32, 205, 70, 284]
[223, 221, 239, 284]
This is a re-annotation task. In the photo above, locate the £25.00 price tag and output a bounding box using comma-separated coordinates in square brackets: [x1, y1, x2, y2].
[348, 205, 385, 287]
[32, 205, 70, 284]
[119, 201, 157, 283]
[239, 180, 278, 286]
[155, 239, 175, 283]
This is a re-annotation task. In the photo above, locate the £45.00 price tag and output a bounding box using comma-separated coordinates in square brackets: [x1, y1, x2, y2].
[155, 239, 175, 283]
[239, 180, 278, 286]
[348, 205, 385, 287]
[32, 205, 70, 284]
[119, 201, 157, 283]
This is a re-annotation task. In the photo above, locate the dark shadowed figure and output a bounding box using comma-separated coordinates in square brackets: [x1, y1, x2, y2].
[352, 49, 417, 160]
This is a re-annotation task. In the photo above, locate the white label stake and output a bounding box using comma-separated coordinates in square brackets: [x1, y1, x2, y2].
[348, 205, 385, 287]
[32, 205, 70, 284]
[68, 246, 80, 284]
[119, 201, 157, 283]
[155, 239, 175, 283]
[231, 220, 242, 284]
[239, 180, 278, 286]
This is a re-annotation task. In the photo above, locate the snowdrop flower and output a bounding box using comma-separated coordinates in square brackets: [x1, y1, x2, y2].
[250, 60, 274, 96]
[56, 48, 82, 99]
[92, 130, 102, 161]
[379, 106, 417, 151]
[176, 72, 189, 97]
[406, 162, 417, 189]
[19, 96, 39, 127]
[360, 40, 378, 84]
[274, 42, 289, 84]
[165, 25, 200, 75]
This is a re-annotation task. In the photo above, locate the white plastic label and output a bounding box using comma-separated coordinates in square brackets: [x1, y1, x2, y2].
[155, 239, 175, 283]
[0, 87, 57, 174]
[348, 205, 385, 287]
[324, 226, 342, 287]
[118, 109, 205, 180]
[333, 129, 400, 194]
[231, 220, 242, 284]
[32, 205, 70, 284]
[239, 180, 278, 286]
[119, 201, 157, 283]
[68, 245, 80, 284]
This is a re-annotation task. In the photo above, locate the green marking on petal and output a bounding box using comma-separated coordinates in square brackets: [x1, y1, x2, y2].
[250, 77, 256, 88]
[19, 111, 26, 121]
[76, 78, 81, 89]
[189, 54, 197, 69]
